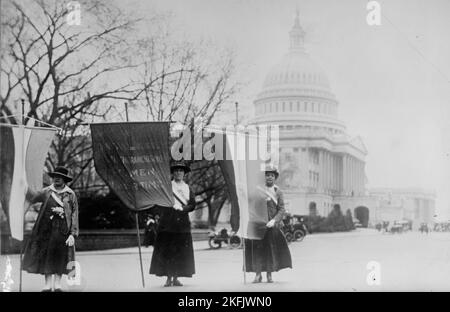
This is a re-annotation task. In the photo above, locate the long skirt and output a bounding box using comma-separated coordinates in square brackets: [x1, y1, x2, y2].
[244, 227, 292, 273]
[149, 231, 195, 277]
[22, 197, 72, 275]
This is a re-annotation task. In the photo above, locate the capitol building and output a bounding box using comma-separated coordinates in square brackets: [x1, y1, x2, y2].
[248, 13, 436, 227]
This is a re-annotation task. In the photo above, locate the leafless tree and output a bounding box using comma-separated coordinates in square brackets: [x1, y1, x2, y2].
[0, 0, 140, 190]
[127, 16, 240, 227]
[1, 0, 240, 226]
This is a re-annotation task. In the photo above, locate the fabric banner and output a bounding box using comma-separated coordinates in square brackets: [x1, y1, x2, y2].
[0, 124, 56, 241]
[90, 122, 174, 211]
[218, 129, 267, 240]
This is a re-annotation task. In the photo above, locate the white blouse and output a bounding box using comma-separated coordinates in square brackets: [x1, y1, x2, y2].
[172, 180, 190, 209]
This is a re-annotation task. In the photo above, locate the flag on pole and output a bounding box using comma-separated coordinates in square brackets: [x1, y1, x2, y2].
[218, 128, 269, 240]
[0, 124, 56, 241]
[90, 122, 174, 211]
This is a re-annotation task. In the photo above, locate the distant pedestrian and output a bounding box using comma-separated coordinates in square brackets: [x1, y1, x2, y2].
[22, 166, 78, 292]
[144, 214, 158, 247]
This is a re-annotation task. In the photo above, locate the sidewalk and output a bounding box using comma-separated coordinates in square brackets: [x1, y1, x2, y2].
[3, 229, 449, 292]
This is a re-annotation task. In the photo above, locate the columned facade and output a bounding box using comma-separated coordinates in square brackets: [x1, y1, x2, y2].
[250, 12, 370, 220]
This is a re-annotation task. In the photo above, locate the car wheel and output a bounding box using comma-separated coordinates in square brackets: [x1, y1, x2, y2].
[229, 235, 242, 248]
[208, 237, 222, 249]
[293, 230, 305, 242]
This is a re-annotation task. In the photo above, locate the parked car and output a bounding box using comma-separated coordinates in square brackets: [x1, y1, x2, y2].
[353, 219, 363, 228]
[281, 214, 309, 242]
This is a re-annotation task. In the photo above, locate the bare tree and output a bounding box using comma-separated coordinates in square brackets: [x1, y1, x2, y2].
[1, 0, 240, 226]
[0, 0, 140, 189]
[127, 16, 240, 227]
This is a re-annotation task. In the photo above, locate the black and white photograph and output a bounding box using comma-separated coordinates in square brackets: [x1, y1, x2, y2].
[1, 0, 450, 295]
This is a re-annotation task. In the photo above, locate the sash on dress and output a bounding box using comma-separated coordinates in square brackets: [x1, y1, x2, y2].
[172, 181, 189, 209]
[257, 185, 278, 205]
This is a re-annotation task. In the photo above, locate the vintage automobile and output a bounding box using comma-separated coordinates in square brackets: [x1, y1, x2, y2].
[390, 220, 410, 234]
[208, 228, 242, 249]
[419, 223, 429, 234]
[281, 214, 308, 242]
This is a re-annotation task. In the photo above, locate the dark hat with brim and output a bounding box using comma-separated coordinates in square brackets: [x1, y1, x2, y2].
[48, 166, 73, 183]
[170, 161, 191, 173]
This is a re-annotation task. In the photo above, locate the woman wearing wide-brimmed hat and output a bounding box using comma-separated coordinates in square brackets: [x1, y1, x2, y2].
[244, 164, 292, 283]
[22, 166, 78, 292]
[150, 161, 196, 287]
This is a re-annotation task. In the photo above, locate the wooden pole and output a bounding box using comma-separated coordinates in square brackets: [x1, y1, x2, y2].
[242, 238, 246, 284]
[125, 102, 129, 122]
[135, 212, 145, 288]
[19, 99, 25, 292]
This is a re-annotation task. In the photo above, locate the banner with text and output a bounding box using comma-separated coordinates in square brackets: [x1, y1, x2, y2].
[90, 122, 174, 211]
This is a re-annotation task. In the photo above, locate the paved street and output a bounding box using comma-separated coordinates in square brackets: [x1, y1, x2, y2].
[2, 229, 450, 292]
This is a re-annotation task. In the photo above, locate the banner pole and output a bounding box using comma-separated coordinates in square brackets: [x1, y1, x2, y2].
[19, 99, 25, 292]
[19, 249, 23, 292]
[135, 212, 145, 288]
[242, 238, 246, 284]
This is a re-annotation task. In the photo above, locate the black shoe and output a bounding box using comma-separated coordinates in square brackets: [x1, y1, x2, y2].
[252, 274, 262, 283]
[172, 279, 183, 286]
[54, 288, 63, 292]
[164, 280, 172, 287]
[41, 288, 52, 292]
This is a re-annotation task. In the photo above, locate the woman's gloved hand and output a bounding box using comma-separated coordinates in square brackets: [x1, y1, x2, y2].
[266, 219, 276, 228]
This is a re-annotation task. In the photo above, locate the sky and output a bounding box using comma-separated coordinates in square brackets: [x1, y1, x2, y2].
[118, 0, 450, 219]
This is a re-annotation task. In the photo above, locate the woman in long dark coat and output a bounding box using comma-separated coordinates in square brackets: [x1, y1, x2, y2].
[245, 165, 292, 283]
[150, 161, 196, 287]
[22, 166, 78, 292]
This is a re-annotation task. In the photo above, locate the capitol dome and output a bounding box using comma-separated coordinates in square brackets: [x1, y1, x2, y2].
[262, 52, 333, 98]
[252, 12, 346, 133]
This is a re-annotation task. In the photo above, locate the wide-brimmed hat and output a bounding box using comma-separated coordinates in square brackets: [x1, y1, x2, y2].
[170, 161, 191, 173]
[263, 163, 279, 179]
[48, 166, 73, 183]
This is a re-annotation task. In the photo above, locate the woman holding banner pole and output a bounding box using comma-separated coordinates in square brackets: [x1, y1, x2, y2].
[22, 166, 78, 292]
[150, 161, 196, 287]
[244, 164, 292, 283]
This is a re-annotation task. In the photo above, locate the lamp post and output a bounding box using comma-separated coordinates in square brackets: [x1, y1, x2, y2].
[235, 101, 238, 126]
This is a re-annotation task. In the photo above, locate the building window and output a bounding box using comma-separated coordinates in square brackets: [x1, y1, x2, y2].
[297, 102, 300, 112]
[309, 149, 319, 164]
[276, 102, 279, 112]
[294, 147, 299, 153]
[282, 102, 286, 112]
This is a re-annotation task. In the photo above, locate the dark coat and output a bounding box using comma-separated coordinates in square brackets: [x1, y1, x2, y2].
[22, 185, 78, 275]
[149, 183, 196, 277]
[265, 185, 285, 226]
[155, 186, 196, 233]
[31, 186, 79, 237]
[244, 185, 292, 273]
